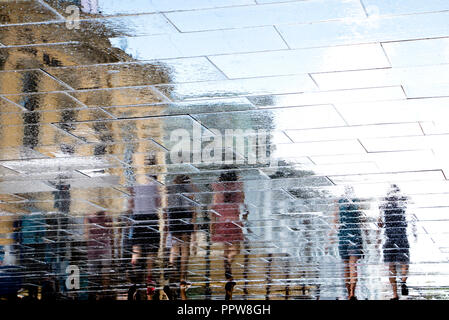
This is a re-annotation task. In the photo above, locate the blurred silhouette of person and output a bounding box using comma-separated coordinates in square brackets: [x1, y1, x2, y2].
[165, 174, 198, 291]
[127, 175, 162, 300]
[378, 184, 416, 300]
[328, 185, 369, 300]
[210, 169, 246, 300]
[84, 211, 113, 300]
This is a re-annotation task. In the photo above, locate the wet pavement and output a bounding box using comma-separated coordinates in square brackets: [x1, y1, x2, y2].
[0, 0, 449, 300]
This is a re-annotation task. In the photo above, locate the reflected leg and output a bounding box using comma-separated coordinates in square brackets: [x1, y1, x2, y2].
[348, 255, 359, 299]
[100, 255, 112, 298]
[146, 252, 156, 282]
[224, 243, 232, 280]
[131, 245, 141, 266]
[169, 238, 181, 283]
[400, 263, 409, 296]
[179, 281, 190, 300]
[128, 245, 143, 300]
[223, 242, 240, 299]
[169, 240, 180, 267]
[179, 233, 191, 282]
[225, 280, 236, 300]
[130, 245, 143, 284]
[400, 263, 409, 283]
[389, 262, 398, 299]
[228, 242, 240, 263]
[224, 242, 241, 280]
[146, 252, 157, 300]
[343, 260, 350, 297]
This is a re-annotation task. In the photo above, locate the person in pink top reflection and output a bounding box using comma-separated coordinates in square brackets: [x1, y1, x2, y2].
[85, 211, 113, 300]
[210, 168, 247, 300]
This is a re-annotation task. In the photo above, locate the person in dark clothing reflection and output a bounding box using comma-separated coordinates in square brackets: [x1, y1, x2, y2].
[165, 174, 198, 293]
[127, 175, 162, 300]
[378, 184, 416, 300]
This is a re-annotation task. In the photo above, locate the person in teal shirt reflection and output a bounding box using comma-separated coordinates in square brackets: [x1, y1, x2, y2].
[328, 186, 369, 300]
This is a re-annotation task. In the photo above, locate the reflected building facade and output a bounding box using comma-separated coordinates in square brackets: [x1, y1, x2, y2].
[0, 3, 169, 299]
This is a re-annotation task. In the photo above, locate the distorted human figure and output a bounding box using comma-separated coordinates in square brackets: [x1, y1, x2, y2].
[378, 184, 417, 300]
[179, 281, 189, 300]
[210, 169, 247, 300]
[328, 185, 370, 300]
[127, 175, 162, 300]
[164, 174, 198, 299]
[85, 210, 113, 300]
